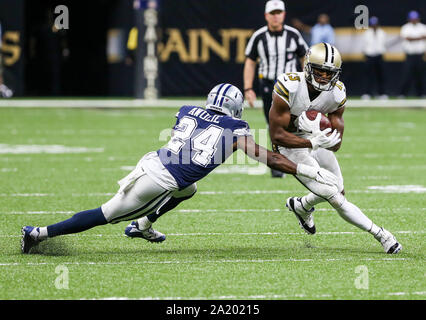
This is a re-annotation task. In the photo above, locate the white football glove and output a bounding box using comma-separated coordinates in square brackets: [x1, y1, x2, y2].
[297, 164, 339, 187]
[309, 128, 341, 150]
[298, 111, 321, 135]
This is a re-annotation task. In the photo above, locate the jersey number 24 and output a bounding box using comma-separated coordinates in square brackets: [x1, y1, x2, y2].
[166, 116, 224, 166]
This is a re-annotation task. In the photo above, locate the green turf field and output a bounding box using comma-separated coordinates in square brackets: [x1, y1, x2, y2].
[0, 106, 425, 300]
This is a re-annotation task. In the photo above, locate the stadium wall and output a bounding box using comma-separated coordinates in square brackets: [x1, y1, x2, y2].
[157, 0, 425, 97]
[0, 0, 24, 96]
[1, 0, 425, 97]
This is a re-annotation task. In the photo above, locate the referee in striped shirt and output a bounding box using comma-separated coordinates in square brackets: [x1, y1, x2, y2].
[243, 0, 308, 177]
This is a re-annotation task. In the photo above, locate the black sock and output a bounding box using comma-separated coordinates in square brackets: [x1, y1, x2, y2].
[146, 194, 194, 223]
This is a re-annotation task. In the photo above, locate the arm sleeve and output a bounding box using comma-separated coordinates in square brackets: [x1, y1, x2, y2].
[233, 121, 252, 137]
[245, 33, 259, 60]
[296, 32, 309, 57]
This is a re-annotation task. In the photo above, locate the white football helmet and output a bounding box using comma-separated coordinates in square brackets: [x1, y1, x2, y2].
[205, 83, 244, 119]
[304, 42, 342, 91]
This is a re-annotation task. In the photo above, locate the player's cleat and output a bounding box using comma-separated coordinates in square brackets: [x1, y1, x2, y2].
[21, 226, 41, 254]
[124, 221, 166, 243]
[374, 228, 402, 254]
[286, 197, 316, 235]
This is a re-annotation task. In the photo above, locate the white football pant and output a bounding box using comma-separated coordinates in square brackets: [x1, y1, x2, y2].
[279, 146, 375, 232]
[101, 157, 196, 224]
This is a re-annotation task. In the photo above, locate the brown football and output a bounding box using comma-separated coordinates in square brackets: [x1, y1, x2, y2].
[305, 110, 332, 131]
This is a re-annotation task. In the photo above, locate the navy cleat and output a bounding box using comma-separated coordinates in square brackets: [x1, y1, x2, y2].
[124, 221, 166, 243]
[21, 226, 41, 254]
[286, 197, 316, 235]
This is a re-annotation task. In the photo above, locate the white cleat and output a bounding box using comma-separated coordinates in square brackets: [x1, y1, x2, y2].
[286, 197, 316, 235]
[124, 221, 166, 243]
[374, 228, 402, 254]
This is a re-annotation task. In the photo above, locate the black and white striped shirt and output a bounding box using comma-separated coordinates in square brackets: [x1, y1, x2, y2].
[245, 25, 308, 81]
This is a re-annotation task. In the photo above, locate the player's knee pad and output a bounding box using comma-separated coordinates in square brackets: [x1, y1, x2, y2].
[327, 192, 346, 209]
[172, 183, 197, 199]
[301, 177, 338, 201]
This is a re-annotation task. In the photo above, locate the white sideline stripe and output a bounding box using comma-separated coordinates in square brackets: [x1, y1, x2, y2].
[0, 257, 411, 267]
[0, 98, 425, 108]
[2, 230, 422, 238]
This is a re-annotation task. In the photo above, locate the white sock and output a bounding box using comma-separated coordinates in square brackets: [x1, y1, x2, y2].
[301, 193, 325, 211]
[137, 216, 152, 230]
[333, 199, 375, 232]
[369, 223, 382, 237]
[38, 227, 48, 240]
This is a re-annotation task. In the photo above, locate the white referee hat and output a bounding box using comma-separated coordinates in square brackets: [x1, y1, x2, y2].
[265, 0, 285, 13]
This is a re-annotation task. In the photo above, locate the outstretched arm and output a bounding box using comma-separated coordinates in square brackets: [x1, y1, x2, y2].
[236, 135, 297, 174]
[235, 135, 339, 187]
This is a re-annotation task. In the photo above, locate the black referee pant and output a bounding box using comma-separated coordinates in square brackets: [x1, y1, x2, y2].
[259, 78, 284, 178]
[400, 54, 424, 97]
[259, 78, 275, 124]
[365, 55, 385, 96]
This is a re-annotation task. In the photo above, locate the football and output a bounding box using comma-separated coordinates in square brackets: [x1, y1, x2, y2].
[305, 110, 332, 131]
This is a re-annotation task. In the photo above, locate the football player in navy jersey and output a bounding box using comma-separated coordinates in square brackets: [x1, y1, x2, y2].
[21, 84, 340, 253]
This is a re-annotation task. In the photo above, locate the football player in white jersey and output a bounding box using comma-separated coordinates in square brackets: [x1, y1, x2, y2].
[269, 42, 402, 254]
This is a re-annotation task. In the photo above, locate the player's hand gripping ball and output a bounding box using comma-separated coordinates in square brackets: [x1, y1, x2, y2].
[298, 110, 332, 135]
[304, 110, 332, 131]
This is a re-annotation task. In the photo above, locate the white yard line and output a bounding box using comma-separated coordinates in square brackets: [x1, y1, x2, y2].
[4, 211, 75, 215]
[0, 168, 18, 172]
[3, 207, 424, 215]
[0, 257, 411, 267]
[0, 144, 104, 154]
[95, 291, 426, 300]
[387, 291, 426, 296]
[1, 186, 425, 197]
[0, 193, 54, 197]
[1, 230, 423, 238]
[96, 293, 334, 300]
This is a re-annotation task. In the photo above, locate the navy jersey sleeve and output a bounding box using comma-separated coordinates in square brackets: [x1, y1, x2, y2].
[232, 120, 252, 137]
